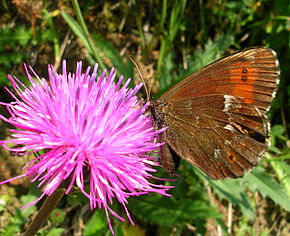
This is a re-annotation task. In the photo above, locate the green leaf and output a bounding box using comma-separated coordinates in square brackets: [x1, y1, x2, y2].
[212, 180, 255, 219]
[244, 167, 290, 211]
[192, 166, 255, 219]
[158, 51, 175, 93]
[266, 151, 290, 198]
[91, 33, 134, 80]
[271, 125, 284, 136]
[83, 210, 109, 236]
[187, 34, 234, 75]
[61, 11, 90, 52]
[45, 228, 65, 236]
[42, 9, 60, 60]
[20, 194, 38, 218]
[61, 9, 105, 69]
[269, 145, 282, 154]
[0, 194, 38, 236]
[121, 219, 145, 236]
[1, 223, 21, 236]
[128, 194, 221, 226]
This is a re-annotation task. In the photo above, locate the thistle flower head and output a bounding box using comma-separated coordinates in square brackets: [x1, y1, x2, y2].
[0, 61, 170, 233]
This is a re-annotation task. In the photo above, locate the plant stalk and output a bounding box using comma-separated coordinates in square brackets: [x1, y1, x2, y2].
[23, 188, 66, 236]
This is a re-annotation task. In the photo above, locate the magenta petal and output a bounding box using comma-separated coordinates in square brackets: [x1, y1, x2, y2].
[0, 61, 172, 234]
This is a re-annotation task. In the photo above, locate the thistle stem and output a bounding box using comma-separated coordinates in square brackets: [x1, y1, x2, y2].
[23, 188, 66, 236]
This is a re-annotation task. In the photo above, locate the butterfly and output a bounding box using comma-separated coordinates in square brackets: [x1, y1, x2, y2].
[150, 47, 280, 179]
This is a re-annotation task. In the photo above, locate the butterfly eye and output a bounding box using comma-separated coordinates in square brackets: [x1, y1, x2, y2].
[242, 76, 247, 81]
[241, 69, 248, 81]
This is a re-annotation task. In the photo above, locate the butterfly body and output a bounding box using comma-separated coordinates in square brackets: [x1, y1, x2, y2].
[151, 47, 280, 179]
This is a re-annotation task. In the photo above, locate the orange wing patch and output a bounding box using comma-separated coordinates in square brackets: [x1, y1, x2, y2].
[226, 151, 236, 163]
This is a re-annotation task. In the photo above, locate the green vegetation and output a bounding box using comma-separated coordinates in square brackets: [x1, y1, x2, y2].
[0, 0, 289, 235]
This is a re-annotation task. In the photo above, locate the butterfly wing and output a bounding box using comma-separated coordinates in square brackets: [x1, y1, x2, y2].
[156, 47, 280, 179]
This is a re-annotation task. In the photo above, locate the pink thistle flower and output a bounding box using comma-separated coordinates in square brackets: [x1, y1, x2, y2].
[0, 61, 170, 233]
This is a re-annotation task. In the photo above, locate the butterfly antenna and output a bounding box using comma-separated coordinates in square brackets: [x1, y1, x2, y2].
[129, 55, 150, 101]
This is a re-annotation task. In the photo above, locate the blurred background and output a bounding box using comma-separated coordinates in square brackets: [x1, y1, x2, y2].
[0, 0, 289, 235]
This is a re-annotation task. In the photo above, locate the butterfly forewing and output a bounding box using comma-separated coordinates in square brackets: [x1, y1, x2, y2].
[153, 47, 280, 179]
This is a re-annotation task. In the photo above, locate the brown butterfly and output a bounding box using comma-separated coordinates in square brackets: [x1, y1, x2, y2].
[150, 47, 280, 179]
